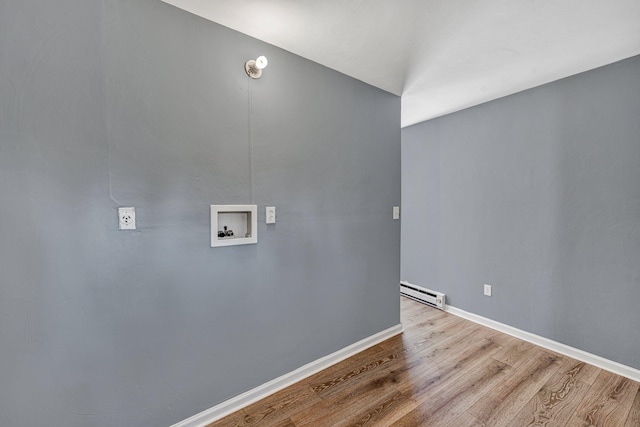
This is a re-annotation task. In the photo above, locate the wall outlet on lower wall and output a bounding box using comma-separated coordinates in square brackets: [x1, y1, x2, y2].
[483, 284, 492, 296]
[118, 207, 136, 230]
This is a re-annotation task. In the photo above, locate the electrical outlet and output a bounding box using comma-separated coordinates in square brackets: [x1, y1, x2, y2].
[484, 284, 492, 296]
[118, 207, 136, 230]
[393, 206, 400, 220]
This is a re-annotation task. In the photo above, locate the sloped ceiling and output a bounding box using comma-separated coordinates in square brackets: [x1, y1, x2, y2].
[161, 0, 640, 127]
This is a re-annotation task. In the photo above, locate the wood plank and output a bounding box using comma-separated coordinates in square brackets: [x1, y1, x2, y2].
[556, 358, 602, 386]
[343, 391, 415, 427]
[309, 351, 402, 397]
[303, 342, 406, 393]
[401, 314, 467, 348]
[291, 388, 415, 427]
[467, 348, 563, 426]
[207, 384, 321, 427]
[380, 317, 489, 381]
[445, 412, 487, 426]
[205, 410, 246, 427]
[259, 418, 296, 427]
[567, 370, 639, 427]
[401, 298, 449, 322]
[624, 387, 640, 427]
[481, 328, 519, 348]
[305, 349, 419, 424]
[411, 321, 496, 363]
[315, 355, 408, 405]
[401, 300, 463, 327]
[395, 332, 504, 403]
[492, 338, 539, 367]
[508, 358, 593, 426]
[293, 342, 418, 425]
[390, 358, 510, 426]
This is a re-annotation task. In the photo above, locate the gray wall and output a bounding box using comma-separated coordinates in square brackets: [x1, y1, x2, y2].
[402, 54, 640, 370]
[0, 1, 400, 426]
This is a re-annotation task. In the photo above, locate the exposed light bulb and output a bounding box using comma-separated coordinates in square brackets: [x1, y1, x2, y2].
[255, 56, 268, 70]
[245, 55, 268, 79]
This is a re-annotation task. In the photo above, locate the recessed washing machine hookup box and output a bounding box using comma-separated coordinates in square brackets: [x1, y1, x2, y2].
[210, 205, 257, 247]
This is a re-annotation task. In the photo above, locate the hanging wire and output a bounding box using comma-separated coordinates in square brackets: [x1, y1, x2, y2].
[248, 78, 255, 204]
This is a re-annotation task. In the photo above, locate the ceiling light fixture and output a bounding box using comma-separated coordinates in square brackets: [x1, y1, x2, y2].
[245, 55, 268, 79]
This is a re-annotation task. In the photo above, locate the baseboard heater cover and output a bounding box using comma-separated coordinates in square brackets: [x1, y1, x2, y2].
[400, 281, 445, 309]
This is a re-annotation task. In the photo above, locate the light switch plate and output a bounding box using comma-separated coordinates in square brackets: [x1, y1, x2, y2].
[484, 284, 492, 296]
[393, 206, 400, 220]
[266, 206, 276, 224]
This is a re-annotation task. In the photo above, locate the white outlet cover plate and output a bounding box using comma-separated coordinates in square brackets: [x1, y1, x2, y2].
[484, 284, 492, 296]
[393, 206, 400, 220]
[118, 207, 136, 230]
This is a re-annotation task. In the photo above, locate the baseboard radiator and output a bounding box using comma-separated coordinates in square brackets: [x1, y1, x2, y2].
[400, 281, 445, 309]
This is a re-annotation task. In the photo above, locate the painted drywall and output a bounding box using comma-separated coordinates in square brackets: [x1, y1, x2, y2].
[402, 55, 640, 370]
[0, 1, 400, 426]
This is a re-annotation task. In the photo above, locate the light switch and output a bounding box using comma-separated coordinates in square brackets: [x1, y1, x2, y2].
[393, 206, 400, 220]
[266, 206, 276, 224]
[484, 284, 492, 296]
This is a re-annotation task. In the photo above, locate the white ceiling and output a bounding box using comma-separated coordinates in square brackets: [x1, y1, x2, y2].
[162, 0, 640, 127]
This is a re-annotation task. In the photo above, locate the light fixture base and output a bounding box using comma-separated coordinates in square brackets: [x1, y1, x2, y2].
[244, 60, 262, 79]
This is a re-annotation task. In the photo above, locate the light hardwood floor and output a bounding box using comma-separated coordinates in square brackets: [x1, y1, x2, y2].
[207, 297, 640, 426]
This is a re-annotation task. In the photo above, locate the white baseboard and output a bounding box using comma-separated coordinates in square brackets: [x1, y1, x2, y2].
[172, 324, 404, 427]
[445, 305, 640, 382]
